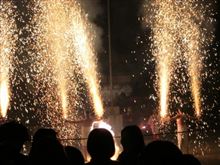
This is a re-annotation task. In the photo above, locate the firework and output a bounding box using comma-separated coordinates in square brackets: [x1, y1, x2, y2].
[31, 0, 103, 143]
[70, 2, 104, 119]
[143, 0, 215, 118]
[0, 1, 17, 117]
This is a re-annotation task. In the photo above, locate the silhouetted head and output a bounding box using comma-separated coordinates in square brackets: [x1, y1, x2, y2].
[0, 121, 29, 152]
[121, 125, 145, 153]
[65, 146, 84, 165]
[87, 128, 115, 159]
[33, 128, 57, 141]
[29, 128, 67, 164]
[182, 154, 201, 165]
[140, 140, 182, 165]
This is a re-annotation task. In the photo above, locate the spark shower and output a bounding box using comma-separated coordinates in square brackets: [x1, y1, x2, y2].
[0, 0, 104, 139]
[143, 0, 215, 118]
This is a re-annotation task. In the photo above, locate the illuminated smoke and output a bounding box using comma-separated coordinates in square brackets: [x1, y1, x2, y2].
[0, 1, 17, 117]
[143, 0, 215, 118]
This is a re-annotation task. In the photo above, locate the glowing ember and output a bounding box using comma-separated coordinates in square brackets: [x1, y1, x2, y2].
[0, 1, 17, 117]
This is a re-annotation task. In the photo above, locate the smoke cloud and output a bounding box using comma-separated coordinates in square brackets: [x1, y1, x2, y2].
[77, 0, 104, 53]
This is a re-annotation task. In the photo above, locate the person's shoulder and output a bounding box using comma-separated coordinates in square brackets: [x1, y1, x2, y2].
[110, 160, 121, 165]
[86, 160, 121, 165]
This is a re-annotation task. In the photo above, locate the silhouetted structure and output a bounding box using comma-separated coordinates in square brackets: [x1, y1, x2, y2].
[86, 128, 120, 165]
[118, 125, 144, 165]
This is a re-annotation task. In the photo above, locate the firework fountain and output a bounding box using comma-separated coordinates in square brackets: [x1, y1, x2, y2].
[0, 0, 217, 158]
[30, 0, 104, 142]
[143, 0, 215, 118]
[142, 0, 217, 154]
[0, 2, 17, 118]
[0, 0, 108, 155]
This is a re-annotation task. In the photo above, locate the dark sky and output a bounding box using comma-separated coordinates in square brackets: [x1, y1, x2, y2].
[94, 0, 144, 75]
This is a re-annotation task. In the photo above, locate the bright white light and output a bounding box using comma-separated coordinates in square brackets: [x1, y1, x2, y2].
[90, 120, 114, 136]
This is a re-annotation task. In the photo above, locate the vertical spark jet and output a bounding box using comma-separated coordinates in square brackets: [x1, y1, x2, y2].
[33, 0, 74, 119]
[32, 0, 104, 121]
[181, 0, 204, 118]
[184, 22, 202, 118]
[0, 2, 17, 118]
[147, 0, 177, 118]
[144, 0, 214, 118]
[176, 0, 212, 118]
[70, 1, 104, 119]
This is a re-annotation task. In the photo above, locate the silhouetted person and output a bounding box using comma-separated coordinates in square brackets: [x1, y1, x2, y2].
[86, 128, 120, 165]
[0, 121, 29, 165]
[65, 146, 84, 165]
[166, 109, 190, 153]
[147, 112, 161, 140]
[139, 140, 183, 165]
[28, 128, 67, 165]
[182, 154, 201, 165]
[118, 125, 145, 165]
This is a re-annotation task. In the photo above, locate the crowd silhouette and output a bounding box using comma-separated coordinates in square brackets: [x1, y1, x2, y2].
[0, 121, 202, 165]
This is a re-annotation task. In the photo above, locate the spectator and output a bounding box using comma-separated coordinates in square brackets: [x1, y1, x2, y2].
[86, 128, 120, 165]
[182, 154, 201, 165]
[118, 125, 144, 165]
[65, 146, 84, 165]
[28, 128, 67, 165]
[0, 121, 29, 165]
[139, 140, 183, 165]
